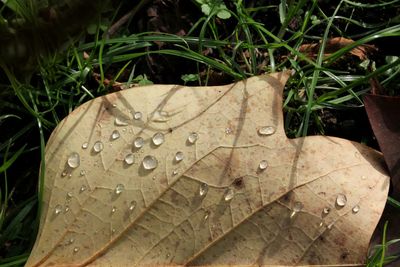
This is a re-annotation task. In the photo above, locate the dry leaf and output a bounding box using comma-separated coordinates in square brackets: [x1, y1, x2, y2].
[299, 37, 377, 60]
[364, 94, 400, 195]
[26, 72, 389, 266]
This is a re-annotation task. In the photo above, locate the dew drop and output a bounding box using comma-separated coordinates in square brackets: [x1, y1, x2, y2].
[152, 132, 165, 146]
[115, 117, 128, 126]
[134, 111, 142, 120]
[111, 130, 120, 140]
[199, 183, 208, 197]
[133, 137, 144, 148]
[187, 132, 198, 144]
[82, 142, 89, 149]
[258, 160, 268, 170]
[111, 206, 117, 213]
[290, 201, 303, 218]
[124, 154, 134, 165]
[115, 184, 125, 195]
[258, 126, 276, 136]
[172, 170, 178, 176]
[67, 152, 80, 169]
[79, 170, 86, 176]
[80, 185, 87, 193]
[175, 151, 184, 162]
[68, 238, 74, 245]
[54, 204, 62, 215]
[142, 155, 158, 170]
[352, 205, 360, 214]
[204, 210, 210, 221]
[224, 188, 234, 201]
[61, 170, 68, 177]
[336, 194, 347, 207]
[73, 247, 79, 253]
[323, 207, 330, 214]
[66, 192, 73, 199]
[129, 201, 137, 211]
[93, 141, 104, 153]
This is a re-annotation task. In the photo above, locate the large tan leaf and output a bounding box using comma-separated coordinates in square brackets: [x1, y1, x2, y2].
[26, 72, 389, 266]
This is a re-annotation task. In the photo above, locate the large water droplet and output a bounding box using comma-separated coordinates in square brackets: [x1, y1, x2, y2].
[54, 204, 62, 215]
[115, 184, 125, 194]
[82, 142, 89, 149]
[224, 188, 234, 201]
[93, 141, 104, 153]
[129, 201, 137, 211]
[175, 151, 184, 162]
[199, 183, 208, 197]
[111, 130, 120, 140]
[187, 132, 198, 144]
[73, 247, 79, 253]
[133, 137, 144, 148]
[134, 111, 142, 120]
[67, 152, 80, 168]
[152, 132, 165, 146]
[115, 117, 128, 126]
[352, 205, 360, 214]
[143, 155, 158, 170]
[258, 160, 268, 170]
[258, 126, 276, 136]
[336, 194, 347, 207]
[124, 154, 134, 165]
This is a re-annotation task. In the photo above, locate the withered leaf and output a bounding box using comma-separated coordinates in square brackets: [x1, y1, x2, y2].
[27, 72, 389, 266]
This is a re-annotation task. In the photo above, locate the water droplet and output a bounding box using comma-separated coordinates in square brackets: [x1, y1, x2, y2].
[199, 183, 208, 197]
[172, 170, 178, 176]
[93, 141, 104, 153]
[175, 151, 184, 162]
[67, 152, 80, 169]
[68, 238, 74, 245]
[112, 104, 117, 108]
[111, 130, 120, 140]
[80, 185, 87, 192]
[65, 205, 70, 213]
[124, 154, 134, 165]
[73, 247, 79, 253]
[54, 204, 62, 215]
[336, 194, 347, 207]
[290, 201, 303, 218]
[111, 206, 117, 213]
[204, 210, 210, 221]
[258, 160, 268, 170]
[82, 142, 89, 149]
[61, 170, 68, 177]
[323, 207, 330, 214]
[224, 188, 234, 201]
[66, 192, 73, 199]
[133, 137, 144, 148]
[115, 117, 128, 126]
[258, 126, 276, 136]
[142, 155, 158, 170]
[112, 228, 116, 233]
[152, 132, 165, 146]
[361, 175, 366, 180]
[187, 132, 198, 144]
[129, 201, 137, 211]
[79, 170, 86, 176]
[115, 184, 125, 195]
[134, 111, 142, 120]
[352, 205, 360, 213]
[327, 222, 334, 230]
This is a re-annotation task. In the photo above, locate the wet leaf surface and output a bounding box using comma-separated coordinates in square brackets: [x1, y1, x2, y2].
[27, 72, 389, 266]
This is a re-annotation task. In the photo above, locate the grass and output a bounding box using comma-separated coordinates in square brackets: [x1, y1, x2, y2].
[0, 0, 400, 266]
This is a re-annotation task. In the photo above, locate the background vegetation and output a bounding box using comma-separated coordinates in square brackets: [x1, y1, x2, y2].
[0, 0, 399, 266]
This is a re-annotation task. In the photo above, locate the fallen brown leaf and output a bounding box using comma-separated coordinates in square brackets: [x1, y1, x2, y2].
[26, 72, 389, 266]
[299, 37, 377, 60]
